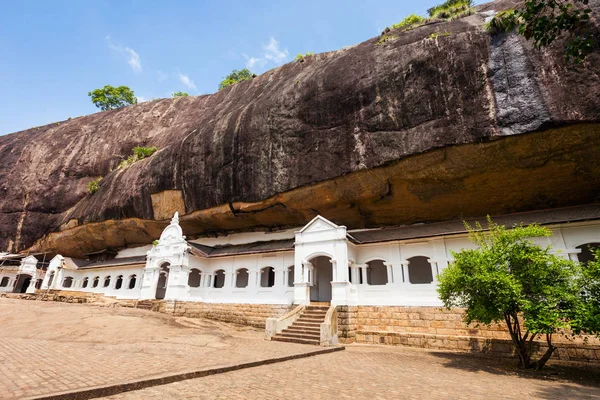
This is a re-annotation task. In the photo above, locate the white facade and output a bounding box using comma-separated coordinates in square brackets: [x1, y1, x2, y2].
[23, 211, 600, 307]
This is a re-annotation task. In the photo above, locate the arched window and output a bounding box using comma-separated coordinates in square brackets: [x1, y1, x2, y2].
[92, 276, 100, 288]
[213, 270, 225, 288]
[188, 269, 201, 288]
[128, 275, 137, 289]
[260, 267, 275, 288]
[236, 268, 249, 288]
[115, 275, 123, 290]
[47, 271, 55, 287]
[367, 260, 388, 285]
[287, 266, 294, 287]
[62, 276, 73, 288]
[103, 276, 111, 288]
[82, 277, 89, 288]
[0, 277, 9, 287]
[407, 256, 433, 284]
[576, 243, 600, 264]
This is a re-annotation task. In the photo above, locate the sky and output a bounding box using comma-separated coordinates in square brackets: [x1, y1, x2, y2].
[0, 0, 484, 136]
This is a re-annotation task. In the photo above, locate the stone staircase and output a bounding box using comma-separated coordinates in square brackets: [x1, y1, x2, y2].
[271, 304, 329, 345]
[135, 300, 154, 310]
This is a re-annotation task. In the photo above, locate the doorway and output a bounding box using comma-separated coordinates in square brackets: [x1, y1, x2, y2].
[14, 274, 32, 294]
[155, 264, 170, 300]
[309, 256, 333, 302]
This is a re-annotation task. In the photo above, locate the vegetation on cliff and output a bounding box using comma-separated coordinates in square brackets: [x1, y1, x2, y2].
[88, 85, 138, 111]
[218, 68, 254, 90]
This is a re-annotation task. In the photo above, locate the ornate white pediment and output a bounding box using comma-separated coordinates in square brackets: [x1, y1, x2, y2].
[158, 212, 186, 245]
[298, 215, 339, 233]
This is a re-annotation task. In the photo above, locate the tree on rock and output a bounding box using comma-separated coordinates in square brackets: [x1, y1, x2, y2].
[437, 218, 600, 370]
[172, 91, 189, 97]
[218, 68, 254, 91]
[88, 85, 138, 111]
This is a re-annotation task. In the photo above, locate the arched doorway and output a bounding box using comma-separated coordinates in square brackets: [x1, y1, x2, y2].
[14, 274, 32, 294]
[155, 264, 170, 300]
[309, 256, 333, 302]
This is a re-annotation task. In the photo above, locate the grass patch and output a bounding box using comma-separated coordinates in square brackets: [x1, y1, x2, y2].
[391, 14, 426, 30]
[87, 177, 102, 194]
[428, 31, 452, 39]
[295, 52, 315, 62]
[117, 146, 158, 169]
[375, 35, 398, 45]
[428, 0, 473, 20]
[484, 9, 519, 35]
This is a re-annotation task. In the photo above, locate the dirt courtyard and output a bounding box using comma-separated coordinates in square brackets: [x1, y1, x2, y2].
[0, 298, 598, 400]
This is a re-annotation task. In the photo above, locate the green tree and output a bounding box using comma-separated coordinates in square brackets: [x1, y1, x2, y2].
[172, 91, 189, 97]
[494, 0, 594, 63]
[437, 218, 599, 370]
[88, 85, 137, 111]
[218, 68, 254, 91]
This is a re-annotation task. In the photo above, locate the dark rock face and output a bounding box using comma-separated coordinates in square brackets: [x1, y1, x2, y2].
[1, 1, 600, 256]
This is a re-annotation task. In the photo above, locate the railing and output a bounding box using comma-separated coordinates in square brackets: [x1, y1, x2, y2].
[320, 305, 338, 346]
[265, 304, 305, 340]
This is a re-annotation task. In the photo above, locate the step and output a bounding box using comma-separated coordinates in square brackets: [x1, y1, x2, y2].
[297, 317, 326, 323]
[302, 311, 328, 316]
[293, 322, 321, 329]
[278, 331, 320, 340]
[271, 336, 320, 346]
[284, 327, 321, 335]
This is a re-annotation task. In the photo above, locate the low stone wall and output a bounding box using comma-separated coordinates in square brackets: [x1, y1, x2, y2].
[337, 306, 358, 343]
[160, 301, 293, 328]
[350, 306, 600, 363]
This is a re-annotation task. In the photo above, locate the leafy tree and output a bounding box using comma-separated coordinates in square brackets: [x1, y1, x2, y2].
[438, 218, 600, 370]
[88, 85, 137, 111]
[218, 68, 254, 91]
[172, 91, 189, 97]
[492, 0, 594, 63]
[295, 52, 315, 61]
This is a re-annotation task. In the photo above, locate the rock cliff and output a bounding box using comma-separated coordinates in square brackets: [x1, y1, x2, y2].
[1, 0, 599, 257]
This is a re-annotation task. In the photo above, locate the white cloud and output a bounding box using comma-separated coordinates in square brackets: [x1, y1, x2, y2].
[178, 72, 196, 90]
[106, 35, 142, 73]
[157, 70, 168, 82]
[244, 37, 289, 70]
[137, 96, 148, 103]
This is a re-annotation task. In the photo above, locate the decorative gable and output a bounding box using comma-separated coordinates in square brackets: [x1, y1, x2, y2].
[298, 215, 340, 234]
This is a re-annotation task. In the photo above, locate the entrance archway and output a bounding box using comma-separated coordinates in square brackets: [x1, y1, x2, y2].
[155, 264, 170, 300]
[14, 274, 32, 294]
[309, 256, 333, 302]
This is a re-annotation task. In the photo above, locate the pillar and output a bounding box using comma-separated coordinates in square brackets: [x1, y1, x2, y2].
[384, 262, 394, 284]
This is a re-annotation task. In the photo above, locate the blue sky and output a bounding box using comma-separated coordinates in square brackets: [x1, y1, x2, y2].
[0, 0, 483, 136]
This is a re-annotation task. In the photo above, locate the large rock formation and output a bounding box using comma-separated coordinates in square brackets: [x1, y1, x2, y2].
[1, 0, 599, 257]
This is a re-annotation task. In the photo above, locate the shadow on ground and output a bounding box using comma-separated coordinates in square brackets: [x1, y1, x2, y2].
[429, 350, 600, 390]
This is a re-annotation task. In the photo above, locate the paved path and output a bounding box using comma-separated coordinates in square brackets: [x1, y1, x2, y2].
[0, 298, 320, 399]
[105, 345, 600, 400]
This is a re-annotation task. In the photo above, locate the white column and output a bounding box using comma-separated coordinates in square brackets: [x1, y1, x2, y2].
[384, 262, 394, 284]
[401, 261, 410, 284]
[430, 261, 439, 283]
[359, 264, 368, 285]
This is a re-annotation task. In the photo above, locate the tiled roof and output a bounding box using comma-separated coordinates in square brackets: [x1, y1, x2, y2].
[76, 255, 147, 270]
[188, 239, 295, 258]
[348, 204, 600, 244]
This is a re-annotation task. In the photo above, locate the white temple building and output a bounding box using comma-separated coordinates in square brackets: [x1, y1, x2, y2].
[2, 205, 599, 308]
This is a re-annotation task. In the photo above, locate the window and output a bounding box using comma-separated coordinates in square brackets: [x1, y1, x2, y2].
[0, 277, 9, 287]
[576, 243, 600, 264]
[103, 276, 111, 288]
[62, 277, 73, 288]
[260, 267, 275, 288]
[128, 275, 137, 289]
[35, 279, 43, 289]
[236, 268, 249, 288]
[115, 275, 123, 290]
[407, 256, 433, 284]
[82, 277, 89, 288]
[213, 270, 225, 288]
[287, 266, 294, 287]
[367, 260, 388, 285]
[92, 276, 99, 288]
[47, 272, 55, 287]
[188, 269, 201, 288]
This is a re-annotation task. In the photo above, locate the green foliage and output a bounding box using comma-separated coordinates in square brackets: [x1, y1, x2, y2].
[117, 146, 158, 169]
[375, 35, 398, 45]
[572, 249, 600, 335]
[438, 218, 599, 369]
[88, 85, 137, 111]
[391, 14, 426, 30]
[152, 240, 160, 246]
[295, 52, 315, 61]
[493, 0, 594, 64]
[484, 9, 520, 34]
[428, 0, 473, 19]
[172, 91, 189, 97]
[428, 31, 452, 39]
[87, 177, 102, 194]
[218, 68, 254, 90]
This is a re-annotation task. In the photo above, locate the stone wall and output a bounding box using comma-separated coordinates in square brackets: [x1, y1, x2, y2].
[351, 306, 600, 363]
[160, 301, 293, 328]
[337, 306, 358, 343]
